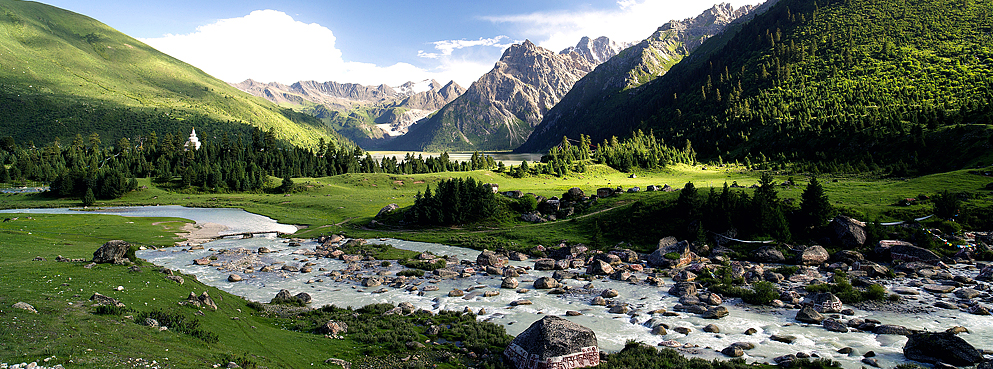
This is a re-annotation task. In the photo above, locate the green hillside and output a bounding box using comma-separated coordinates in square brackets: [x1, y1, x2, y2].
[521, 0, 993, 174]
[0, 0, 350, 149]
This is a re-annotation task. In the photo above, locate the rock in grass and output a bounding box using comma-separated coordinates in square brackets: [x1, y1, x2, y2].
[12, 302, 37, 313]
[92, 240, 131, 264]
[90, 292, 125, 307]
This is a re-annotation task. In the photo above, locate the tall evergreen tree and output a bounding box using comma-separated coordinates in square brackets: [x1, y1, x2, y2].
[799, 177, 834, 228]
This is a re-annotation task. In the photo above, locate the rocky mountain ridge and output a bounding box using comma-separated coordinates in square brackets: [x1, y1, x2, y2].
[232, 78, 466, 146]
[518, 3, 757, 152]
[390, 37, 623, 151]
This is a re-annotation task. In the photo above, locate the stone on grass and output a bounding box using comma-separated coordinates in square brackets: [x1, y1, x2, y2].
[92, 240, 131, 264]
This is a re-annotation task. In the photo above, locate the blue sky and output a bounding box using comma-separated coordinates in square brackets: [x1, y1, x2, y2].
[43, 0, 762, 86]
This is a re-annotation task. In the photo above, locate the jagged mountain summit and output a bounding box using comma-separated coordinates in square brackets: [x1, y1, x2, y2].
[560, 36, 630, 65]
[390, 37, 623, 152]
[518, 3, 757, 152]
[232, 78, 465, 147]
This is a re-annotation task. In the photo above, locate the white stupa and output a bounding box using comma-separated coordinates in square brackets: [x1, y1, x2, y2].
[185, 128, 201, 151]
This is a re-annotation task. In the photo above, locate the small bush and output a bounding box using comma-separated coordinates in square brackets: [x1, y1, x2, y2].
[94, 305, 131, 315]
[742, 281, 780, 305]
[865, 284, 887, 301]
[397, 269, 424, 277]
[380, 261, 391, 267]
[135, 309, 218, 343]
[401, 258, 446, 271]
[246, 301, 265, 311]
[663, 252, 681, 260]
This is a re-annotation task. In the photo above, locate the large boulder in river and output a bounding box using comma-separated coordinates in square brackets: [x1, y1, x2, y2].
[534, 277, 560, 289]
[585, 260, 614, 276]
[796, 305, 825, 324]
[92, 240, 132, 264]
[797, 245, 830, 266]
[903, 331, 984, 366]
[802, 292, 844, 313]
[504, 316, 599, 369]
[668, 282, 697, 298]
[648, 240, 695, 268]
[830, 216, 866, 249]
[890, 244, 940, 264]
[754, 245, 785, 263]
[477, 250, 508, 268]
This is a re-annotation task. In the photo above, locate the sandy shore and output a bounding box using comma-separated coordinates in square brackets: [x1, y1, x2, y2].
[176, 222, 228, 246]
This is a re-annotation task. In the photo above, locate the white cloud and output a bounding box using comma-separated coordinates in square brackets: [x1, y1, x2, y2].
[141, 10, 490, 87]
[484, 0, 764, 52]
[417, 36, 513, 59]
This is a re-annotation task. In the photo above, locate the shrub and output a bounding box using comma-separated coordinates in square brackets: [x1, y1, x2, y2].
[246, 301, 265, 311]
[865, 284, 887, 301]
[397, 269, 424, 277]
[400, 258, 446, 271]
[663, 252, 681, 260]
[743, 281, 780, 305]
[380, 261, 391, 267]
[135, 309, 218, 343]
[94, 305, 131, 315]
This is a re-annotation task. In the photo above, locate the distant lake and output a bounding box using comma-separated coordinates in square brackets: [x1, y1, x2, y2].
[367, 151, 543, 166]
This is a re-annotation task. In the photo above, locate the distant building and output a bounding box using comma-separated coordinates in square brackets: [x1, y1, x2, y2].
[185, 128, 201, 151]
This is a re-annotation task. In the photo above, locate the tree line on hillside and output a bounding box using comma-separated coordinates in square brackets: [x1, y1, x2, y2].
[530, 0, 993, 176]
[0, 129, 498, 202]
[509, 131, 699, 177]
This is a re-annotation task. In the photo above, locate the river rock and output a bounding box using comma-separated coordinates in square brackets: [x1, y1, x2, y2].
[702, 306, 729, 319]
[591, 296, 607, 306]
[294, 292, 312, 304]
[830, 216, 866, 249]
[803, 292, 843, 313]
[731, 342, 755, 350]
[502, 277, 520, 289]
[586, 260, 614, 275]
[923, 284, 955, 294]
[608, 304, 629, 314]
[477, 250, 508, 268]
[891, 244, 941, 264]
[508, 251, 529, 261]
[449, 289, 465, 297]
[903, 331, 984, 366]
[797, 245, 830, 266]
[92, 240, 131, 264]
[823, 318, 849, 333]
[534, 258, 556, 271]
[754, 245, 786, 263]
[601, 289, 619, 298]
[362, 278, 382, 287]
[534, 277, 560, 289]
[647, 240, 695, 268]
[504, 316, 599, 369]
[673, 270, 696, 282]
[651, 325, 668, 335]
[770, 334, 796, 344]
[667, 282, 697, 298]
[969, 304, 990, 315]
[796, 306, 825, 324]
[673, 327, 692, 335]
[874, 324, 916, 336]
[892, 286, 920, 295]
[703, 324, 720, 333]
[721, 346, 744, 357]
[609, 270, 631, 281]
[227, 274, 242, 282]
[954, 288, 981, 299]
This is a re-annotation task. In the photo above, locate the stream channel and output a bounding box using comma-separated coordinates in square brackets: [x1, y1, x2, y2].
[4, 206, 991, 368]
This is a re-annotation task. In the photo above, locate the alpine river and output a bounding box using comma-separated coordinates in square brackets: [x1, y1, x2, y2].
[4, 206, 990, 368]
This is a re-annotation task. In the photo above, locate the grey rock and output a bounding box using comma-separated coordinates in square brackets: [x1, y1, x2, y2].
[903, 331, 984, 366]
[754, 245, 785, 263]
[477, 250, 509, 268]
[90, 292, 125, 307]
[874, 324, 916, 336]
[504, 316, 598, 368]
[830, 216, 866, 249]
[502, 277, 520, 289]
[721, 346, 744, 357]
[534, 277, 560, 289]
[822, 318, 849, 333]
[702, 306, 729, 319]
[770, 334, 796, 344]
[585, 260, 614, 275]
[12, 302, 37, 314]
[703, 324, 720, 333]
[796, 306, 825, 324]
[601, 289, 619, 298]
[92, 240, 131, 264]
[797, 245, 830, 266]
[667, 282, 697, 298]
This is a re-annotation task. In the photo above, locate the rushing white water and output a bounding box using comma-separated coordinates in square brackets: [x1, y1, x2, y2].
[6, 206, 991, 368]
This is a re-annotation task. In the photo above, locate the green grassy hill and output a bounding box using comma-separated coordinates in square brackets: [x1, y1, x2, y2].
[520, 0, 993, 174]
[0, 0, 351, 149]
